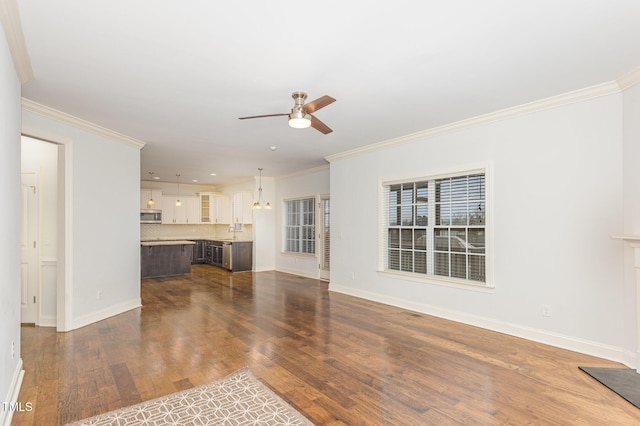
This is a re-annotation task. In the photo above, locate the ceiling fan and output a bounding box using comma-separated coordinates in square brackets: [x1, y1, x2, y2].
[239, 92, 336, 134]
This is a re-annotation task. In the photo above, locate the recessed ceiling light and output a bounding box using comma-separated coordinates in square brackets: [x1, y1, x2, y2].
[210, 173, 217, 176]
[192, 179, 198, 182]
[153, 176, 160, 180]
[269, 146, 277, 151]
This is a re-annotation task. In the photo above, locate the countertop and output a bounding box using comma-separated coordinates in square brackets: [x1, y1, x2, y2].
[140, 237, 252, 243]
[140, 240, 197, 246]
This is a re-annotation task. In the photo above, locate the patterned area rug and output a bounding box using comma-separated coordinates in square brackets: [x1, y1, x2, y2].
[65, 368, 313, 425]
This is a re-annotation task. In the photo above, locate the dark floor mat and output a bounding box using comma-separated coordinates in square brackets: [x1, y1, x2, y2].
[580, 366, 640, 409]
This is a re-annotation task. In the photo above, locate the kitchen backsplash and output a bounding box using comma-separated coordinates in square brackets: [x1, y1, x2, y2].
[141, 224, 252, 240]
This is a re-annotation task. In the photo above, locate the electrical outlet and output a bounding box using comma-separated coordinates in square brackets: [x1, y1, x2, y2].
[542, 304, 551, 317]
[11, 340, 15, 359]
[97, 290, 102, 300]
[351, 272, 355, 280]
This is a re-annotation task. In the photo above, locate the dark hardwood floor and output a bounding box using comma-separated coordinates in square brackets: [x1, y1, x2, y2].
[13, 265, 640, 425]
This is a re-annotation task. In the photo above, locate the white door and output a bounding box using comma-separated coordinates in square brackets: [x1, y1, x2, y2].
[21, 173, 39, 324]
[318, 196, 330, 281]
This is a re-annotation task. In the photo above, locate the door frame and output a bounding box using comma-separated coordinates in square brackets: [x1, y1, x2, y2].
[23, 127, 73, 332]
[318, 194, 330, 281]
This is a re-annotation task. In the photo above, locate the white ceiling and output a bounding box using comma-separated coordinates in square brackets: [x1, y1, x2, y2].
[15, 0, 640, 185]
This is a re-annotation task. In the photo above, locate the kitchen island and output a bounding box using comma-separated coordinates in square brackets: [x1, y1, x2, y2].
[141, 240, 195, 278]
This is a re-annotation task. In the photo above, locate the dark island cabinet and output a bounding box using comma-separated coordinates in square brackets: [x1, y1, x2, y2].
[141, 242, 194, 278]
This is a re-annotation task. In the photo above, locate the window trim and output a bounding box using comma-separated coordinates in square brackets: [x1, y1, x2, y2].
[378, 163, 494, 290]
[282, 195, 317, 255]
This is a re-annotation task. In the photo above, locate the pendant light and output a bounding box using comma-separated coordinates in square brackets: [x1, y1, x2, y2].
[175, 173, 181, 207]
[147, 171, 155, 207]
[253, 168, 271, 210]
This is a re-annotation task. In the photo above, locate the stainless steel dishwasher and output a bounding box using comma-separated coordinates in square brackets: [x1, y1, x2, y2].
[222, 242, 232, 270]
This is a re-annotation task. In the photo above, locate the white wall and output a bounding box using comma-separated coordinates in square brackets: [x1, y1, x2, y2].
[0, 23, 23, 423]
[252, 175, 275, 271]
[329, 93, 629, 363]
[275, 167, 330, 278]
[22, 109, 142, 330]
[622, 83, 640, 359]
[21, 136, 58, 325]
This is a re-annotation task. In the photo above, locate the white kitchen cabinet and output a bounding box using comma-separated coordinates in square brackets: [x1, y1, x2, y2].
[232, 191, 253, 224]
[162, 196, 199, 224]
[185, 197, 200, 224]
[161, 196, 178, 224]
[199, 193, 230, 224]
[140, 190, 162, 210]
[212, 194, 231, 224]
[199, 193, 212, 223]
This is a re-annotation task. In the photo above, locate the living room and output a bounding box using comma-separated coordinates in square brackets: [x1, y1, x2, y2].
[3, 1, 640, 424]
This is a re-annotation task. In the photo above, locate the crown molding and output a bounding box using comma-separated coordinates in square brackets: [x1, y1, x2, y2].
[22, 98, 146, 149]
[0, 0, 33, 83]
[276, 163, 330, 181]
[617, 66, 640, 91]
[326, 80, 621, 163]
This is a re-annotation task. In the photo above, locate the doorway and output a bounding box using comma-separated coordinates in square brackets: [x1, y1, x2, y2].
[318, 196, 330, 281]
[20, 172, 38, 324]
[21, 134, 68, 330]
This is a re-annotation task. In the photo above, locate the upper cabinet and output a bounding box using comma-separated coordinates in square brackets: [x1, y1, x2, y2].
[140, 190, 162, 210]
[162, 196, 199, 224]
[200, 193, 212, 223]
[200, 192, 231, 224]
[232, 191, 253, 224]
[140, 187, 243, 225]
[185, 197, 200, 224]
[212, 194, 231, 224]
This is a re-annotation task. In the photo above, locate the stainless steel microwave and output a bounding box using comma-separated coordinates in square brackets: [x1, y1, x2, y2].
[140, 209, 162, 224]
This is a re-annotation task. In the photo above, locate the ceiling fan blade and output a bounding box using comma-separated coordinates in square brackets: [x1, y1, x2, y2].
[303, 95, 336, 113]
[310, 115, 333, 134]
[239, 113, 288, 120]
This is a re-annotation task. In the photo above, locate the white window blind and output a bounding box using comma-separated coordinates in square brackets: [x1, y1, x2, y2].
[285, 198, 316, 254]
[321, 198, 330, 269]
[382, 171, 486, 284]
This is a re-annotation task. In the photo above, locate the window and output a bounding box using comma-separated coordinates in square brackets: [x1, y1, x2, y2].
[321, 198, 330, 269]
[382, 169, 487, 285]
[285, 198, 316, 254]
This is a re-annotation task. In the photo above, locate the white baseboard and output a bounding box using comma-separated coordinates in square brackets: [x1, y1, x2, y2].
[1, 358, 25, 426]
[275, 266, 318, 280]
[38, 315, 56, 328]
[72, 298, 141, 330]
[329, 283, 634, 368]
[253, 266, 275, 272]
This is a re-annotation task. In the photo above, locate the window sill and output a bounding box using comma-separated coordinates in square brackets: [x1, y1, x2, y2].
[377, 270, 495, 293]
[280, 251, 316, 259]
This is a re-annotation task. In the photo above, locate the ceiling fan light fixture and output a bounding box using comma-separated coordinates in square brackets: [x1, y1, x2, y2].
[288, 111, 311, 129]
[239, 92, 334, 134]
